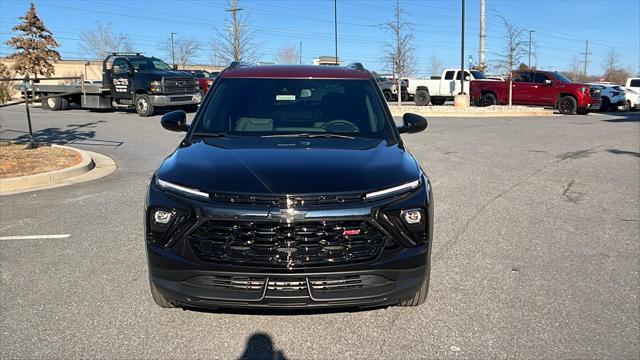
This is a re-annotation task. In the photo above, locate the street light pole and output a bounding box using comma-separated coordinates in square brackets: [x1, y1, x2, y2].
[528, 30, 535, 69]
[171, 32, 177, 69]
[459, 0, 465, 95]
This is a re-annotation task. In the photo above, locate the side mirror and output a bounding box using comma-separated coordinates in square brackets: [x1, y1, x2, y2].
[398, 113, 427, 134]
[161, 110, 188, 132]
[544, 79, 554, 85]
[465, 75, 471, 81]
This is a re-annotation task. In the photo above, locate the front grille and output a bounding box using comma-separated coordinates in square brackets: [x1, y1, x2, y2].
[188, 220, 386, 268]
[211, 192, 365, 207]
[163, 77, 197, 94]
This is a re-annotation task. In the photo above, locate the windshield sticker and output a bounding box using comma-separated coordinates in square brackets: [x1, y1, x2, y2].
[276, 94, 296, 101]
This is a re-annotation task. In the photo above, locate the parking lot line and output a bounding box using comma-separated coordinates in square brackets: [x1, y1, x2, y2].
[0, 234, 71, 241]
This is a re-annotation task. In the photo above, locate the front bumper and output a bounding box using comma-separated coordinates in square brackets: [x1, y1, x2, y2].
[149, 246, 430, 309]
[149, 93, 200, 107]
[145, 176, 434, 309]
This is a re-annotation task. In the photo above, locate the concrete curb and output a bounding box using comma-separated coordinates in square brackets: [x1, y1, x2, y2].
[0, 147, 117, 195]
[0, 145, 95, 193]
[388, 107, 554, 117]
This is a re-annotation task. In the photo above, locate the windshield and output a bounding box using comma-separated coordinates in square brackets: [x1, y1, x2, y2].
[552, 72, 573, 83]
[129, 57, 173, 71]
[470, 70, 486, 79]
[192, 78, 393, 140]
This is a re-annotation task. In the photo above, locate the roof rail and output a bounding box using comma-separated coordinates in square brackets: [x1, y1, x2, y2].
[110, 52, 143, 56]
[227, 61, 252, 70]
[347, 62, 366, 71]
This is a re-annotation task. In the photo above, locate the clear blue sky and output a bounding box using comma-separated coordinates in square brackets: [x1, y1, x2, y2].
[1, 0, 639, 77]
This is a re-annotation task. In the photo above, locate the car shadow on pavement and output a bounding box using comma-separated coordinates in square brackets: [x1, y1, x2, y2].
[238, 332, 287, 360]
[0, 121, 123, 147]
[607, 149, 640, 157]
[601, 112, 640, 122]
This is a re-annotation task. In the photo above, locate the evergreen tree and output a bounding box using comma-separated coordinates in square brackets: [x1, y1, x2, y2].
[4, 2, 60, 78]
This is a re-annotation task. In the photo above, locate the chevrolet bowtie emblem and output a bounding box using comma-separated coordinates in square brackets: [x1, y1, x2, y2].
[267, 208, 307, 222]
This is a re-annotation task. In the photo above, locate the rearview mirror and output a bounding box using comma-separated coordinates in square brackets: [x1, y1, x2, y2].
[398, 113, 427, 134]
[161, 110, 188, 132]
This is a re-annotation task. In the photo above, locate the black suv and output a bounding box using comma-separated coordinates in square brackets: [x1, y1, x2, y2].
[146, 63, 433, 310]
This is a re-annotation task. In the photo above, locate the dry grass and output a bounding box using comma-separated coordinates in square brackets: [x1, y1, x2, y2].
[0, 143, 82, 179]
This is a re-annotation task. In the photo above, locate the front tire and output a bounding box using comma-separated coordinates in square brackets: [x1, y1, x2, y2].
[135, 94, 155, 117]
[397, 274, 430, 307]
[383, 89, 393, 102]
[149, 280, 176, 308]
[620, 101, 631, 112]
[414, 89, 430, 106]
[479, 93, 497, 107]
[558, 95, 577, 115]
[600, 97, 611, 112]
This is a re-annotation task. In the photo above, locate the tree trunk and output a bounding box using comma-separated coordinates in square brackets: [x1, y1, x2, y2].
[508, 77, 513, 107]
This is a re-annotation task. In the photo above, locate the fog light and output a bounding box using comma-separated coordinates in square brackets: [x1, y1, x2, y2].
[154, 210, 173, 224]
[403, 209, 422, 224]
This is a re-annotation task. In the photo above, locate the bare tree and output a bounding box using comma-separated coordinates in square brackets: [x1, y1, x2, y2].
[384, 0, 415, 106]
[216, 0, 259, 64]
[159, 35, 201, 68]
[569, 53, 582, 82]
[274, 43, 299, 64]
[429, 54, 443, 76]
[495, 14, 527, 106]
[80, 22, 133, 60]
[208, 38, 221, 66]
[601, 48, 629, 84]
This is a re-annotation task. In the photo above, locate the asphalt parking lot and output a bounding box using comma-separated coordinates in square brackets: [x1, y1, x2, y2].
[1, 105, 639, 359]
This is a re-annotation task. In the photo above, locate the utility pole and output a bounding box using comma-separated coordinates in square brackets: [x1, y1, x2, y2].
[225, 0, 244, 62]
[528, 30, 535, 69]
[580, 40, 591, 81]
[460, 0, 465, 95]
[479, 0, 485, 70]
[334, 0, 338, 65]
[299, 41, 302, 65]
[170, 32, 177, 69]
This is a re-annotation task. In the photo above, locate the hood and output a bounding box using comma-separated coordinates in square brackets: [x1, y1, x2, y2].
[137, 69, 194, 78]
[156, 138, 421, 195]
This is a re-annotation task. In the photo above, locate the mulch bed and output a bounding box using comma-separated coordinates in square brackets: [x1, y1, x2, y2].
[0, 143, 82, 179]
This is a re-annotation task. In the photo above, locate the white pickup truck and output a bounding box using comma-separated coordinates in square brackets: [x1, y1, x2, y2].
[406, 68, 488, 106]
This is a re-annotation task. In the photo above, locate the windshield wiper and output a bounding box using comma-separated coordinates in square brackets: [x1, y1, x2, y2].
[190, 132, 229, 138]
[262, 133, 355, 139]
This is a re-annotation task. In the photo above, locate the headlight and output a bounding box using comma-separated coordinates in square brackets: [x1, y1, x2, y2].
[150, 80, 161, 92]
[156, 178, 209, 199]
[581, 87, 589, 95]
[365, 179, 421, 200]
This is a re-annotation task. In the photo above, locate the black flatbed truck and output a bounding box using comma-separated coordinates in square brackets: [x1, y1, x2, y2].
[33, 53, 201, 117]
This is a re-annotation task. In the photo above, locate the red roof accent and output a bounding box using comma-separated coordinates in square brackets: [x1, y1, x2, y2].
[221, 65, 371, 79]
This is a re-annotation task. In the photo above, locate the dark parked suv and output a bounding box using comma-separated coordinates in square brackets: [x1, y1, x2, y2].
[146, 63, 433, 310]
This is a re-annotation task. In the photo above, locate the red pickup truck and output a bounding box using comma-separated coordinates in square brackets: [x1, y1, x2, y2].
[184, 70, 219, 98]
[470, 71, 601, 114]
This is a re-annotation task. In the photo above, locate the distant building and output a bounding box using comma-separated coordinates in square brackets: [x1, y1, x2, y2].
[312, 56, 341, 66]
